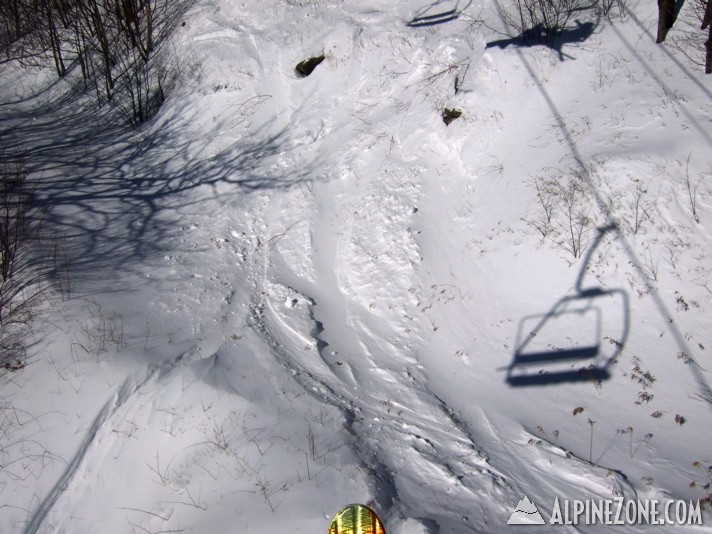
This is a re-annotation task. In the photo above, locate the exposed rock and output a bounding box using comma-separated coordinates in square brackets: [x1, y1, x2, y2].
[442, 108, 462, 125]
[295, 55, 325, 77]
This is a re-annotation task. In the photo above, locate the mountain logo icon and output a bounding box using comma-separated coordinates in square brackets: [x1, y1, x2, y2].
[507, 495, 545, 525]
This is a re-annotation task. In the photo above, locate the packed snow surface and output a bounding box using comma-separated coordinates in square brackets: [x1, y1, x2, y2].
[1, 0, 712, 532]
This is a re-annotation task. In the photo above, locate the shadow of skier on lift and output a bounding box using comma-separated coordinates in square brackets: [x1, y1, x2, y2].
[486, 19, 598, 61]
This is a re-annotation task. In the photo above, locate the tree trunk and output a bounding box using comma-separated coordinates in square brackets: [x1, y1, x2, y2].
[82, 0, 115, 99]
[703, 0, 712, 73]
[44, 1, 66, 77]
[10, 0, 23, 40]
[144, 0, 153, 59]
[656, 0, 676, 43]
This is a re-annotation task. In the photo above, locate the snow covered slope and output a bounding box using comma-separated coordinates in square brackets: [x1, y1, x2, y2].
[1, 0, 711, 532]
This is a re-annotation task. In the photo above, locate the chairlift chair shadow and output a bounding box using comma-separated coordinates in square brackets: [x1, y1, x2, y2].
[407, 0, 473, 27]
[505, 224, 630, 386]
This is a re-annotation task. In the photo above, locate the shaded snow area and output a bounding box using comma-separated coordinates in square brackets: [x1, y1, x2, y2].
[2, 0, 712, 532]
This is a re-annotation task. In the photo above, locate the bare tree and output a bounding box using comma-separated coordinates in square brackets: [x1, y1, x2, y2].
[523, 176, 556, 238]
[2, 0, 181, 123]
[524, 171, 597, 259]
[500, 0, 590, 41]
[670, 0, 712, 72]
[702, 0, 712, 72]
[113, 45, 168, 125]
[42, 0, 67, 77]
[114, 0, 157, 62]
[0, 0, 29, 49]
[555, 176, 593, 259]
[0, 146, 39, 362]
[656, 0, 677, 43]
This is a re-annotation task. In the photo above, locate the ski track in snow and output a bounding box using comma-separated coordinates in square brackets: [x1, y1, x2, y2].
[245, 123, 520, 529]
[23, 349, 208, 534]
[23, 373, 149, 534]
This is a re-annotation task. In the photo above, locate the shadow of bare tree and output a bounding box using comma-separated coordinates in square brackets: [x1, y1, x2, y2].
[0, 83, 326, 294]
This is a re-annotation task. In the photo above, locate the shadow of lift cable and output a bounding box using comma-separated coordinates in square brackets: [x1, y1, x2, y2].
[506, 224, 630, 386]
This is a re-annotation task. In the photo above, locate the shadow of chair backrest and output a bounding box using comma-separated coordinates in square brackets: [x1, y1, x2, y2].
[408, 9, 459, 27]
[486, 19, 597, 61]
[506, 289, 628, 386]
[407, 0, 473, 27]
[506, 224, 630, 387]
